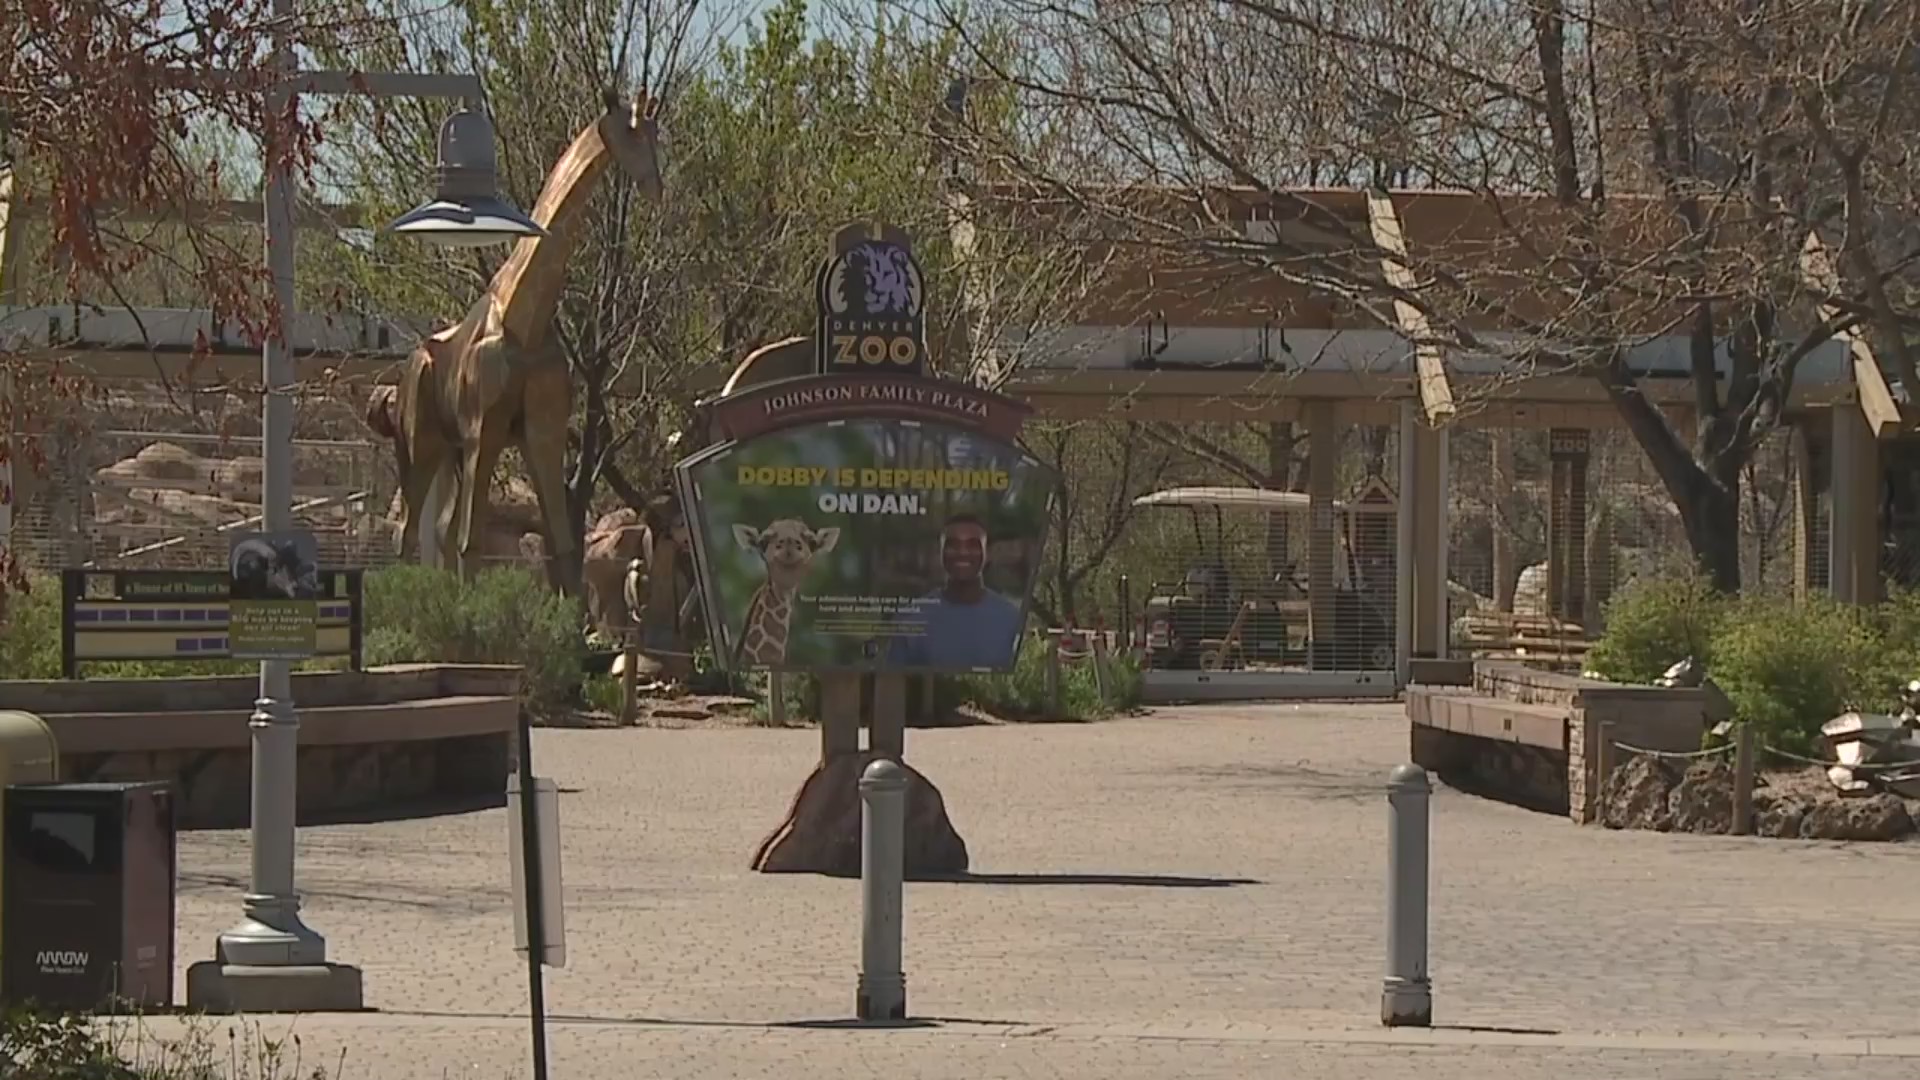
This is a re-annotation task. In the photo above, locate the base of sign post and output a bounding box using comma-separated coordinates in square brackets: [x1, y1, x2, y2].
[186, 961, 364, 1014]
[751, 751, 969, 878]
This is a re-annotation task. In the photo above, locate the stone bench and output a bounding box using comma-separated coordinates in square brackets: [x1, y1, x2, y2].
[0, 664, 520, 828]
[1406, 661, 1726, 821]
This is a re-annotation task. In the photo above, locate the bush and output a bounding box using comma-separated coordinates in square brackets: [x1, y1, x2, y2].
[1710, 594, 1898, 755]
[1585, 572, 1728, 684]
[363, 565, 583, 712]
[2, 1006, 336, 1079]
[938, 635, 1141, 721]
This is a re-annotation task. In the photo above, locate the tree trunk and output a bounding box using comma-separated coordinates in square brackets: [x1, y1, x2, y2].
[1675, 470, 1742, 593]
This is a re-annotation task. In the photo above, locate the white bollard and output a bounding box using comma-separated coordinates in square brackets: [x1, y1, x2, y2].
[857, 758, 908, 1021]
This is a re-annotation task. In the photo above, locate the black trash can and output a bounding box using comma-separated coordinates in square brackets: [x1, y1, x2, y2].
[1, 781, 176, 1011]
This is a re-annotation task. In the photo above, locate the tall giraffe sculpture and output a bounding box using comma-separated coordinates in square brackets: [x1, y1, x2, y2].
[370, 90, 663, 592]
[731, 519, 839, 666]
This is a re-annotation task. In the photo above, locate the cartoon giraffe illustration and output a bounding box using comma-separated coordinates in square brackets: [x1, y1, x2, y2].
[733, 519, 840, 666]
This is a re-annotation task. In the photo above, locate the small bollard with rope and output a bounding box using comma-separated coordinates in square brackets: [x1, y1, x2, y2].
[1382, 763, 1432, 1027]
[857, 758, 908, 1021]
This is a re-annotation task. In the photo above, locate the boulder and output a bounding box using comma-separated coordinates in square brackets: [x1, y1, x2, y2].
[1601, 754, 1680, 831]
[1752, 788, 1811, 839]
[1799, 794, 1915, 841]
[1667, 759, 1734, 834]
[752, 752, 970, 878]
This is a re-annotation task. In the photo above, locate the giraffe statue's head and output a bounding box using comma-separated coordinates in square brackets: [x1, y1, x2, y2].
[734, 519, 839, 589]
[599, 88, 664, 204]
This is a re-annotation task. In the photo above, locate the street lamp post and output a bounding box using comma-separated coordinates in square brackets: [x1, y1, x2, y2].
[184, 0, 540, 1014]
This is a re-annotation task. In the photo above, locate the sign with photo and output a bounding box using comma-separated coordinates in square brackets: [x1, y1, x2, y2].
[676, 418, 1055, 674]
[227, 529, 321, 659]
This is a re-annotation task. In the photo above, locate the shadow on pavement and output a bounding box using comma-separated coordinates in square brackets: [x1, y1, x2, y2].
[927, 872, 1259, 888]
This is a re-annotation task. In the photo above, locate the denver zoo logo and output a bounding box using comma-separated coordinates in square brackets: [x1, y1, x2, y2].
[815, 240, 928, 375]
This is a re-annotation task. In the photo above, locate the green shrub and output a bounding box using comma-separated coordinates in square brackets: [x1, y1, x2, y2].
[0, 577, 63, 680]
[3, 1006, 341, 1078]
[1710, 594, 1897, 755]
[1585, 572, 1728, 684]
[938, 636, 1140, 721]
[364, 565, 583, 712]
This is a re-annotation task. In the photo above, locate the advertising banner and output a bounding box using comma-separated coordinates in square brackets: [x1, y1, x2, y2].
[677, 418, 1055, 674]
[227, 529, 321, 659]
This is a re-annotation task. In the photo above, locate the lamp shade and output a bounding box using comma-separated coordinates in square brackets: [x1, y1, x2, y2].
[382, 108, 545, 248]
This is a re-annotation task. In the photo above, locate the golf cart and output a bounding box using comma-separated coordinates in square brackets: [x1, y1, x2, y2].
[1132, 486, 1396, 672]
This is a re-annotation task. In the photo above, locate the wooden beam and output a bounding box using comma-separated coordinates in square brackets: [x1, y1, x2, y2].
[1799, 229, 1904, 437]
[1366, 190, 1455, 424]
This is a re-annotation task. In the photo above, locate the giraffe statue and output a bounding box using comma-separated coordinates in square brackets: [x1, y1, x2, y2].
[373, 89, 664, 591]
[732, 519, 839, 666]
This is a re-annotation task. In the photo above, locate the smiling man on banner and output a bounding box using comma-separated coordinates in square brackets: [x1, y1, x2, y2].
[889, 512, 1025, 669]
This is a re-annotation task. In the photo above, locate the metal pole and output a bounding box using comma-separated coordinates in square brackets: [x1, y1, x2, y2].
[516, 708, 552, 1080]
[857, 759, 907, 1021]
[216, 0, 324, 968]
[1382, 762, 1432, 1027]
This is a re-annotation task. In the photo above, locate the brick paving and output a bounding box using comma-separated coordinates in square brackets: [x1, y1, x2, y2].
[154, 703, 1920, 1077]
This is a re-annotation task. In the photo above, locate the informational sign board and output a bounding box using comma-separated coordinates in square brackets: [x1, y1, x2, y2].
[227, 529, 321, 660]
[682, 222, 1056, 675]
[678, 415, 1053, 674]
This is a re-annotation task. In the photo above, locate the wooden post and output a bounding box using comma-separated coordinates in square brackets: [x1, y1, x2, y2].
[1047, 629, 1064, 715]
[1732, 723, 1756, 836]
[819, 673, 861, 758]
[619, 642, 639, 725]
[769, 670, 788, 727]
[870, 674, 907, 758]
[1594, 720, 1615, 824]
[1091, 632, 1111, 705]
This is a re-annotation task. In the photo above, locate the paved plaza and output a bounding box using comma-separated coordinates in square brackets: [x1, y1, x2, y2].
[138, 704, 1920, 1077]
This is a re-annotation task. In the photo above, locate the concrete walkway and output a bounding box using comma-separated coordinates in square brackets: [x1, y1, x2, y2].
[148, 704, 1920, 1078]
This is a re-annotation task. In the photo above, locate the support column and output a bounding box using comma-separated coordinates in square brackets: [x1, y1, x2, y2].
[870, 675, 906, 758]
[1, 168, 20, 555]
[1792, 423, 1818, 602]
[1396, 405, 1416, 686]
[1830, 406, 1881, 605]
[1411, 418, 1447, 658]
[820, 673, 861, 759]
[1546, 429, 1590, 625]
[1491, 428, 1516, 612]
[1307, 402, 1340, 670]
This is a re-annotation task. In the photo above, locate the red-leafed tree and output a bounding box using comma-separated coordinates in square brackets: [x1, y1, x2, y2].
[1, 0, 364, 612]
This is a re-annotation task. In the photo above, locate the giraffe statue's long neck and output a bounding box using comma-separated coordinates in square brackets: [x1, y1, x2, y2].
[489, 120, 619, 350]
[751, 582, 798, 662]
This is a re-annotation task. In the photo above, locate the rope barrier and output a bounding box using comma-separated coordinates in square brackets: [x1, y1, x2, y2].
[1607, 740, 1733, 761]
[1606, 729, 1920, 777]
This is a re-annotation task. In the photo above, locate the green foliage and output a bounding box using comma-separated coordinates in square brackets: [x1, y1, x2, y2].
[363, 565, 584, 712]
[581, 673, 624, 716]
[939, 638, 1142, 721]
[1590, 576, 1920, 755]
[1710, 595, 1896, 755]
[1585, 573, 1729, 684]
[1, 1006, 335, 1079]
[0, 576, 61, 680]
